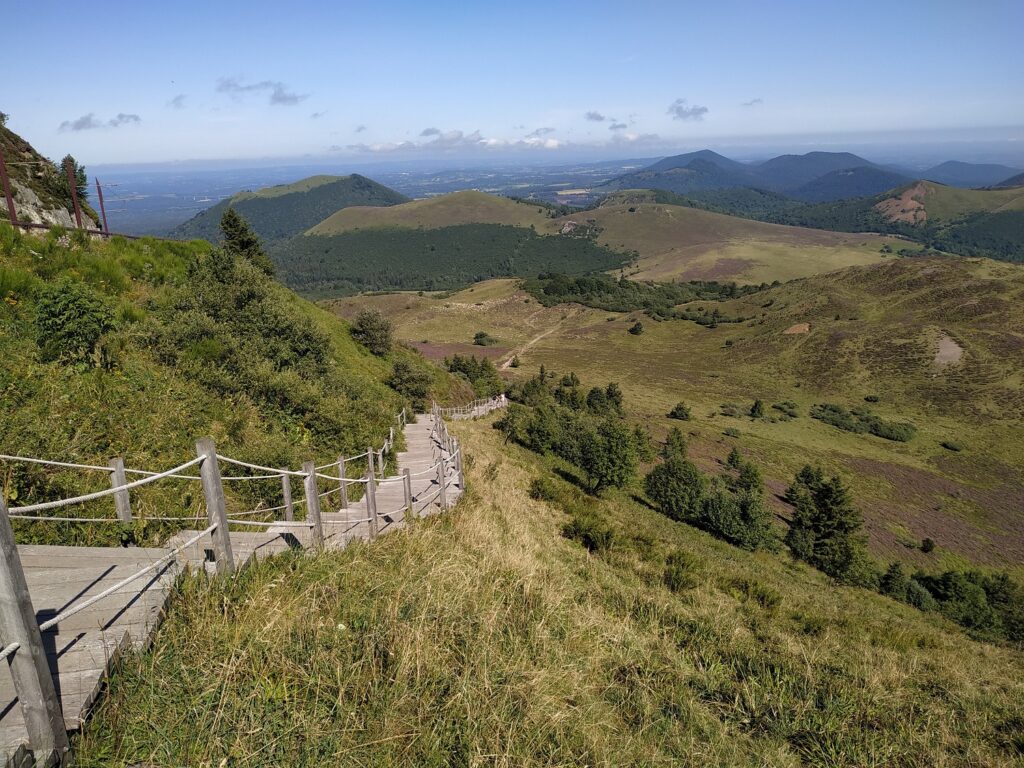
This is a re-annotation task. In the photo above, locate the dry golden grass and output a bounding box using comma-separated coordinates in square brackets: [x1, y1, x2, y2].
[75, 419, 1024, 766]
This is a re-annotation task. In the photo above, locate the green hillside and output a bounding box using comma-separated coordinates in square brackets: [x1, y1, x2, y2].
[170, 174, 409, 243]
[0, 221, 458, 548]
[277, 222, 627, 296]
[74, 418, 1024, 765]
[308, 189, 550, 234]
[337, 257, 1024, 576]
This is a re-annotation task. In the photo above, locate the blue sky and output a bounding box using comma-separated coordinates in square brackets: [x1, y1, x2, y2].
[6, 0, 1024, 165]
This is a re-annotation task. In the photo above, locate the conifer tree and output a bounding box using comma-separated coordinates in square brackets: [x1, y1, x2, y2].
[220, 208, 275, 276]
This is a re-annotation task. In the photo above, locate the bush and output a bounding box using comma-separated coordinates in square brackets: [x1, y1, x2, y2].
[723, 427, 741, 438]
[562, 512, 614, 552]
[34, 279, 113, 365]
[810, 403, 916, 442]
[473, 331, 498, 346]
[750, 399, 765, 418]
[528, 476, 558, 502]
[726, 447, 742, 468]
[726, 577, 781, 611]
[772, 400, 799, 418]
[351, 309, 393, 356]
[386, 359, 432, 411]
[661, 427, 688, 460]
[695, 488, 776, 551]
[921, 537, 936, 554]
[940, 441, 964, 452]
[510, 355, 520, 368]
[644, 456, 706, 521]
[628, 321, 644, 335]
[667, 402, 691, 420]
[864, 394, 880, 403]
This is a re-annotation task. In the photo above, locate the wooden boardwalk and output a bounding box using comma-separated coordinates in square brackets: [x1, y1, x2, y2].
[1, 411, 466, 765]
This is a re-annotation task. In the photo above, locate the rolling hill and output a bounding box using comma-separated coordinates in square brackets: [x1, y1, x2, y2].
[996, 171, 1024, 188]
[333, 256, 1024, 574]
[923, 160, 1023, 188]
[771, 180, 1024, 262]
[601, 150, 909, 202]
[547, 194, 904, 284]
[307, 189, 550, 234]
[170, 174, 409, 243]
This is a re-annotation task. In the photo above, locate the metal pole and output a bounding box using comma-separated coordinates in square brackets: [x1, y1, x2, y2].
[95, 177, 109, 234]
[64, 158, 83, 229]
[108, 457, 133, 524]
[0, 498, 70, 759]
[337, 456, 348, 509]
[195, 438, 233, 575]
[302, 462, 324, 550]
[281, 474, 294, 522]
[365, 447, 378, 539]
[0, 142, 17, 225]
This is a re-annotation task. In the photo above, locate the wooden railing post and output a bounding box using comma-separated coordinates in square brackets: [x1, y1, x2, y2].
[403, 468, 413, 517]
[365, 447, 379, 539]
[455, 440, 465, 489]
[0, 498, 70, 760]
[337, 456, 349, 509]
[437, 456, 448, 511]
[302, 462, 324, 550]
[281, 474, 294, 522]
[195, 437, 234, 575]
[108, 457, 132, 524]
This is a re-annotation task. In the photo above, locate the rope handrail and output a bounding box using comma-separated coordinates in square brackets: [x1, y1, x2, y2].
[9, 514, 121, 523]
[37, 524, 217, 632]
[0, 454, 111, 472]
[10, 457, 204, 515]
[217, 455, 307, 477]
[0, 643, 20, 662]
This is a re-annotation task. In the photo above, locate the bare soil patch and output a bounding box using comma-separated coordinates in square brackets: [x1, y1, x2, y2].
[677, 257, 754, 281]
[934, 333, 964, 367]
[783, 323, 810, 335]
[875, 181, 928, 225]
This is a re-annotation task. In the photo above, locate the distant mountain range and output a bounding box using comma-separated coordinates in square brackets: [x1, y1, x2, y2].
[600, 150, 1023, 203]
[171, 174, 408, 243]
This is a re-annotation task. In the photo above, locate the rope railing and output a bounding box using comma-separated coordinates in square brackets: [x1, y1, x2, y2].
[0, 642, 21, 662]
[9, 457, 204, 515]
[37, 524, 217, 632]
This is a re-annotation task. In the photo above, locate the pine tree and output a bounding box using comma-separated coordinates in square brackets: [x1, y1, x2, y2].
[220, 208, 275, 276]
[661, 427, 688, 460]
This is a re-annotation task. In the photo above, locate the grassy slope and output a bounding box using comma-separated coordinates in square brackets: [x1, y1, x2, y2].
[75, 418, 1024, 766]
[307, 190, 551, 234]
[911, 182, 1024, 221]
[331, 257, 1024, 573]
[545, 202, 901, 284]
[0, 224, 462, 547]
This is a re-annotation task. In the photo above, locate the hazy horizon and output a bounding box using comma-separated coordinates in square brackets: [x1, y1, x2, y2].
[6, 1, 1023, 169]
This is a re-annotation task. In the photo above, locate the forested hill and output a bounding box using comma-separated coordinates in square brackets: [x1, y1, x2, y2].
[170, 174, 409, 243]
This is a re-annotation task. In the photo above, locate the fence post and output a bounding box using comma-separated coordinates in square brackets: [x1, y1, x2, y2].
[365, 447, 379, 539]
[403, 468, 413, 517]
[437, 456, 448, 511]
[95, 177, 109, 234]
[376, 448, 384, 477]
[337, 456, 349, 509]
[455, 440, 465, 490]
[195, 438, 234, 575]
[108, 457, 133, 524]
[302, 462, 324, 551]
[64, 158, 83, 230]
[281, 474, 294, 522]
[0, 498, 70, 759]
[0, 142, 17, 226]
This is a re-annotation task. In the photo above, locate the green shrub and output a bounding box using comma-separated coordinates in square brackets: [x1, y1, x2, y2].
[644, 456, 707, 521]
[386, 359, 432, 411]
[726, 447, 742, 468]
[940, 441, 964, 452]
[528, 476, 558, 502]
[772, 400, 799, 418]
[810, 403, 916, 442]
[562, 512, 614, 552]
[723, 427, 741, 438]
[750, 399, 765, 418]
[351, 309, 393, 356]
[725, 577, 781, 611]
[667, 402, 691, 420]
[628, 321, 644, 335]
[473, 331, 498, 346]
[864, 394, 880, 403]
[34, 279, 113, 365]
[695, 488, 776, 551]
